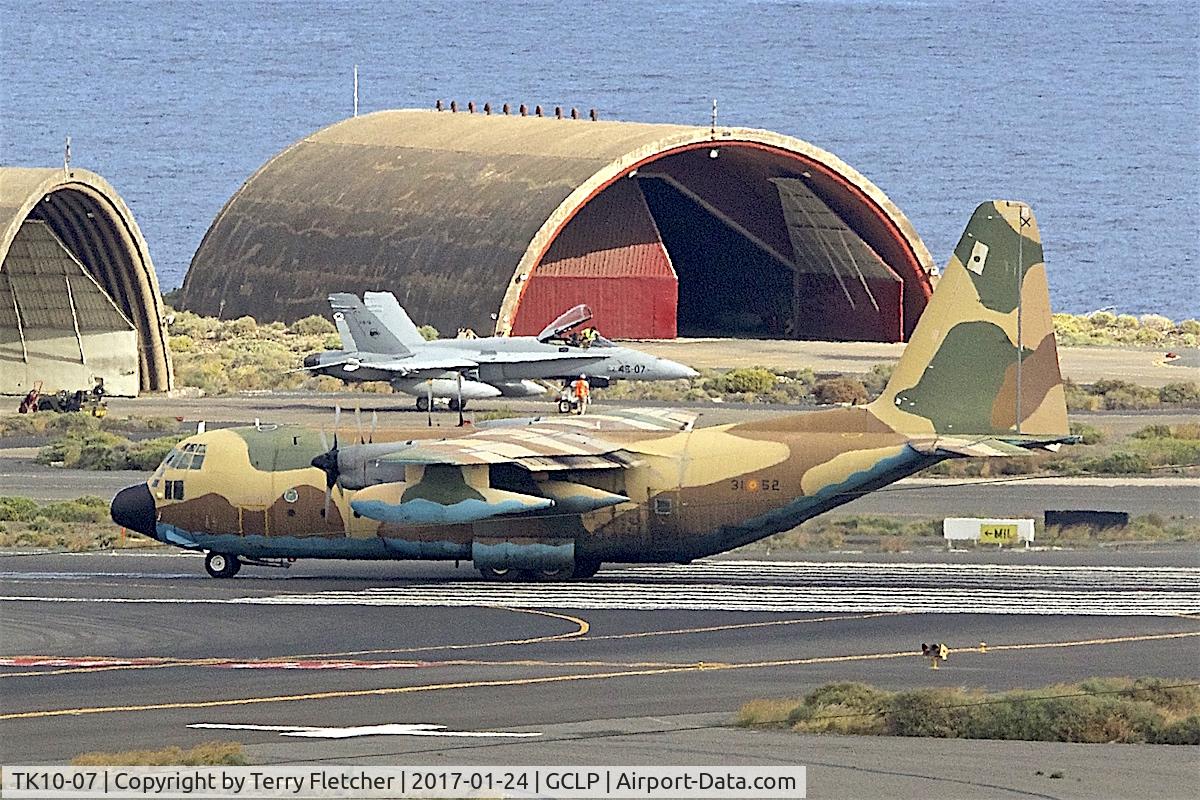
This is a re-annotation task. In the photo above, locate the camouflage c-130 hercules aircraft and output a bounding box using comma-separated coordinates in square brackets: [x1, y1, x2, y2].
[112, 201, 1074, 580]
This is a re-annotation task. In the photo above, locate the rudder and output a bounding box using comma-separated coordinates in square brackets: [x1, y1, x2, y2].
[870, 201, 1067, 437]
[328, 293, 412, 356]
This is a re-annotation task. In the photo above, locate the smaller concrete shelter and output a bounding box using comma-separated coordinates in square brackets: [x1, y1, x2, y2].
[0, 167, 173, 396]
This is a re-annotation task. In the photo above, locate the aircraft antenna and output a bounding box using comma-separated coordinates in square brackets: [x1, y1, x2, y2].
[63, 135, 71, 175]
[426, 380, 434, 427]
[710, 98, 717, 136]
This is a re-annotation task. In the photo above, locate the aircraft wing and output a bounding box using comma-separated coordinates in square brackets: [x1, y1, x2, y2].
[352, 354, 479, 375]
[477, 407, 699, 433]
[374, 424, 640, 471]
[337, 408, 695, 526]
[472, 350, 607, 365]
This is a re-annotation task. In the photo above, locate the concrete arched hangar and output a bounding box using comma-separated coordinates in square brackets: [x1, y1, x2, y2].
[181, 109, 936, 343]
[0, 167, 172, 396]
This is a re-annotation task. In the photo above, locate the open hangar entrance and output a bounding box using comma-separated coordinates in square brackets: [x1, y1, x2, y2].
[510, 140, 932, 342]
[180, 110, 933, 343]
[0, 167, 173, 395]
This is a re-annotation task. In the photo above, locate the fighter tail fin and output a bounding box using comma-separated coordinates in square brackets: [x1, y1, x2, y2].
[869, 201, 1067, 437]
[328, 293, 413, 357]
[363, 292, 427, 348]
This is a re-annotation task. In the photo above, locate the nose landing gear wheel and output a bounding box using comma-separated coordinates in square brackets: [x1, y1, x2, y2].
[415, 396, 430, 412]
[204, 551, 241, 578]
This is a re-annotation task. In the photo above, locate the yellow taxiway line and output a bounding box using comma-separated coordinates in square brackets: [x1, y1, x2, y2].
[4, 629, 1198, 722]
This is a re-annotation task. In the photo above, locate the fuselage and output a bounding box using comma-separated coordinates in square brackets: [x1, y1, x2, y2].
[110, 408, 939, 568]
[305, 334, 697, 393]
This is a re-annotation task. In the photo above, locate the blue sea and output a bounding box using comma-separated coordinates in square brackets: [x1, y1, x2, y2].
[2, 0, 1197, 319]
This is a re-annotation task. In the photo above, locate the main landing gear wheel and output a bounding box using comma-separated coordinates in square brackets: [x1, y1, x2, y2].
[572, 559, 601, 580]
[204, 551, 241, 578]
[478, 566, 516, 581]
[415, 396, 430, 412]
[521, 566, 574, 582]
[448, 397, 467, 411]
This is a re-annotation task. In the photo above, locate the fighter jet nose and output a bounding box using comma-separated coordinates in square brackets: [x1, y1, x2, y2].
[303, 353, 321, 368]
[662, 360, 699, 380]
[110, 483, 158, 539]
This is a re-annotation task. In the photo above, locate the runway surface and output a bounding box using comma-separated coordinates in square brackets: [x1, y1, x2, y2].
[1, 552, 1197, 798]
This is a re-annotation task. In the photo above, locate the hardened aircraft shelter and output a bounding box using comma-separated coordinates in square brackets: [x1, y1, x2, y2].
[181, 109, 935, 342]
[0, 167, 172, 396]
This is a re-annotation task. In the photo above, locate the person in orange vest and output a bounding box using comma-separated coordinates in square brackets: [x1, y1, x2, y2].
[570, 374, 590, 415]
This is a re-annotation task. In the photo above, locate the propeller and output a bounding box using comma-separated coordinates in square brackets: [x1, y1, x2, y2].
[456, 372, 466, 427]
[312, 405, 343, 520]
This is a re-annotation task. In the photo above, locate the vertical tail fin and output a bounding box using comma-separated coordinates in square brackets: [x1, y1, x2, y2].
[870, 201, 1067, 437]
[363, 292, 427, 348]
[328, 293, 413, 356]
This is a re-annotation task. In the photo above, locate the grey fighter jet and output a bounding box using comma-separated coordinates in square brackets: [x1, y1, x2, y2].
[301, 293, 698, 410]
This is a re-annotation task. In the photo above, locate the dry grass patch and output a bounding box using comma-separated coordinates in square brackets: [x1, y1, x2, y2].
[72, 741, 247, 766]
[737, 678, 1200, 743]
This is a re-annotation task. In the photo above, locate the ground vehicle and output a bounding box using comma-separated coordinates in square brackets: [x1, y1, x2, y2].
[18, 380, 108, 416]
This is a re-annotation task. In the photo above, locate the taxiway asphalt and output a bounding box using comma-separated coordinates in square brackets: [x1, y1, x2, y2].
[1, 552, 1197, 798]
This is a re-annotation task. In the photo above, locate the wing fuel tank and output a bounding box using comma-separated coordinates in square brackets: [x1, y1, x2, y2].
[537, 480, 629, 514]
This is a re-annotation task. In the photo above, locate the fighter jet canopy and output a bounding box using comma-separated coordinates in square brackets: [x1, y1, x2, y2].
[537, 304, 594, 342]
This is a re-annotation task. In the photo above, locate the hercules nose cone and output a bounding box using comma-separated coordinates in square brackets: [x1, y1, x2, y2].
[110, 483, 158, 538]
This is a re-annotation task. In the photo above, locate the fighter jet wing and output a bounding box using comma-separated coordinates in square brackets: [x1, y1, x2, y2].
[470, 350, 607, 364]
[477, 407, 699, 433]
[354, 354, 479, 375]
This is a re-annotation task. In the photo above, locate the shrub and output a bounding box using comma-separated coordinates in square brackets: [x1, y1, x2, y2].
[169, 334, 194, 352]
[861, 363, 893, 398]
[1160, 382, 1200, 405]
[0, 496, 39, 522]
[290, 315, 335, 336]
[814, 377, 868, 405]
[739, 678, 1200, 744]
[1069, 421, 1106, 445]
[418, 324, 439, 341]
[1080, 451, 1150, 474]
[716, 367, 776, 395]
[1139, 314, 1174, 331]
[41, 496, 109, 523]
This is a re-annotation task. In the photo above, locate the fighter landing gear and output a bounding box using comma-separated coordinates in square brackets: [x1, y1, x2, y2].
[204, 551, 241, 578]
[415, 396, 468, 412]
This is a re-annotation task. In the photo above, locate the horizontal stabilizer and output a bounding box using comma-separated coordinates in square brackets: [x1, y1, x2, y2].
[910, 435, 1079, 458]
[350, 482, 552, 525]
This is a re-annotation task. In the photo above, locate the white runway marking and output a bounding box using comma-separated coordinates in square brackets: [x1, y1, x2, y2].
[188, 722, 540, 738]
[2, 561, 1197, 615]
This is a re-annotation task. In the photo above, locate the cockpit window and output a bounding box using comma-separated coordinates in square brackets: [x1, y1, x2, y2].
[162, 444, 207, 471]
